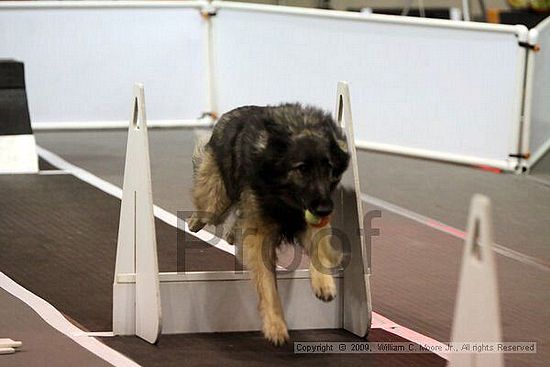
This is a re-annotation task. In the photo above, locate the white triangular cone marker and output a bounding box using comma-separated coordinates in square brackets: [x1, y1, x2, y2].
[448, 194, 503, 367]
[114, 83, 162, 344]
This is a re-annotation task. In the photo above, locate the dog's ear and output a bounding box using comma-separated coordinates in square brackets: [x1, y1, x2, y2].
[254, 118, 292, 179]
[262, 118, 292, 155]
[329, 126, 350, 178]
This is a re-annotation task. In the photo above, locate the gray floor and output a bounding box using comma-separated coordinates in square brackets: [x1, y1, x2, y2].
[359, 151, 550, 264]
[34, 129, 550, 367]
[531, 149, 550, 185]
[368, 205, 549, 367]
[0, 288, 112, 367]
[37, 129, 198, 212]
[35, 129, 550, 266]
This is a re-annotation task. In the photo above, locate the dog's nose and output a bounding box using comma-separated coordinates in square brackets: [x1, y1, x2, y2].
[311, 200, 333, 217]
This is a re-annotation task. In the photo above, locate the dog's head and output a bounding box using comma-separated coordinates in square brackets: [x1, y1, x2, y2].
[256, 105, 350, 217]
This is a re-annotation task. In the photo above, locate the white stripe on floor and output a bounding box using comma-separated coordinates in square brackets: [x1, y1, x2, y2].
[371, 313, 449, 359]
[0, 272, 141, 367]
[72, 331, 116, 337]
[38, 169, 70, 175]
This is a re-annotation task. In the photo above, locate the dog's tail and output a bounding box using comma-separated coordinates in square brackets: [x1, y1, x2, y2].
[192, 134, 210, 176]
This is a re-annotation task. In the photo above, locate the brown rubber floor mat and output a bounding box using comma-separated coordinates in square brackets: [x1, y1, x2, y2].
[0, 173, 445, 366]
[0, 174, 235, 332]
[0, 288, 112, 367]
[38, 157, 57, 171]
[101, 329, 445, 367]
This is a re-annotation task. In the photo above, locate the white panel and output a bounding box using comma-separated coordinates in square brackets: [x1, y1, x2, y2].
[114, 271, 342, 334]
[0, 3, 206, 124]
[112, 283, 136, 335]
[162, 277, 340, 334]
[527, 18, 550, 165]
[0, 135, 38, 174]
[212, 3, 524, 166]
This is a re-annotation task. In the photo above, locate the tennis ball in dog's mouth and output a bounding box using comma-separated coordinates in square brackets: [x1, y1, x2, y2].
[304, 210, 330, 227]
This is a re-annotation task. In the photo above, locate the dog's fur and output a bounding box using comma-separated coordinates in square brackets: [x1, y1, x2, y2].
[189, 103, 350, 345]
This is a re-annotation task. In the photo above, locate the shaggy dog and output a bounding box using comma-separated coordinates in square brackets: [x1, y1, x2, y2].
[188, 103, 350, 345]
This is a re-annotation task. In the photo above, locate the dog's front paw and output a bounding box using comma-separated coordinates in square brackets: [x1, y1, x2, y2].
[312, 274, 337, 302]
[262, 317, 289, 346]
[187, 215, 206, 233]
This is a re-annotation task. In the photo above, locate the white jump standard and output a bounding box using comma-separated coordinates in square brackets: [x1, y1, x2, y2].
[112, 84, 162, 344]
[112, 82, 372, 343]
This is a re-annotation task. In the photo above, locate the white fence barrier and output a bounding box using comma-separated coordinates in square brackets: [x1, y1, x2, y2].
[0, 1, 207, 127]
[0, 1, 547, 172]
[212, 2, 528, 171]
[524, 18, 550, 169]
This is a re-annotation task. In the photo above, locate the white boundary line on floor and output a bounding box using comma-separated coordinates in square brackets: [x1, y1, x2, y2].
[371, 313, 449, 359]
[73, 331, 116, 337]
[362, 193, 550, 274]
[38, 169, 69, 175]
[0, 272, 141, 367]
[36, 144, 450, 360]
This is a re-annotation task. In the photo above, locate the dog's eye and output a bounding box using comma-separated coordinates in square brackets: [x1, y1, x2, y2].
[293, 163, 309, 173]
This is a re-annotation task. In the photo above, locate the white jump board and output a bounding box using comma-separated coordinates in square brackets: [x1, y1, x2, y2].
[116, 270, 342, 334]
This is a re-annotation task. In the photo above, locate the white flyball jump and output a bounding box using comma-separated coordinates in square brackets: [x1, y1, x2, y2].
[112, 81, 372, 343]
[112, 83, 506, 363]
[448, 195, 504, 367]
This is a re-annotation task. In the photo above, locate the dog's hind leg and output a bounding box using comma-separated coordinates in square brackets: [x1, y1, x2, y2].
[188, 146, 231, 232]
[300, 224, 342, 302]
